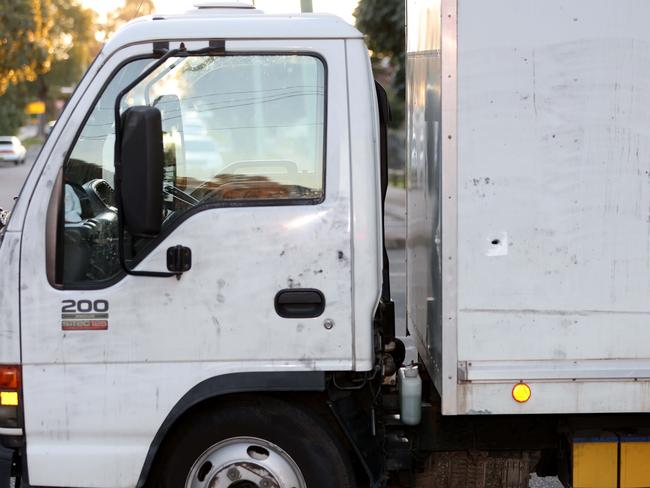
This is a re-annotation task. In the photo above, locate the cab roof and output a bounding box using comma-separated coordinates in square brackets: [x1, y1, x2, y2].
[103, 6, 362, 57]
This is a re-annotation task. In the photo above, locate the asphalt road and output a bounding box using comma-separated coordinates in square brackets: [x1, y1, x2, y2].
[0, 145, 39, 211]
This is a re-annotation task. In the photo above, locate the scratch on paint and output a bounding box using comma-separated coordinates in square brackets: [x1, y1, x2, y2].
[532, 49, 538, 117]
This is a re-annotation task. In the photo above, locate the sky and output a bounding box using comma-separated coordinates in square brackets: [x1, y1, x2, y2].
[82, 0, 360, 25]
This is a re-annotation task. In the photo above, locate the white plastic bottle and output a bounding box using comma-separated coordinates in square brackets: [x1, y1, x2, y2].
[398, 364, 422, 425]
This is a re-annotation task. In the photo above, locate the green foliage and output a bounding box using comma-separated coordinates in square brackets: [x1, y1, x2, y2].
[0, 83, 31, 135]
[21, 135, 45, 147]
[44, 0, 98, 88]
[28, 0, 100, 134]
[0, 0, 100, 134]
[354, 0, 405, 126]
[38, 0, 98, 107]
[0, 0, 53, 96]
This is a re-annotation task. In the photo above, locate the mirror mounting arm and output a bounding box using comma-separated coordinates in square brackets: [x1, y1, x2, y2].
[113, 43, 226, 279]
[113, 47, 184, 279]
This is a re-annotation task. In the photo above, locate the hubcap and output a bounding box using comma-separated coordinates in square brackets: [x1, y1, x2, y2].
[185, 436, 307, 488]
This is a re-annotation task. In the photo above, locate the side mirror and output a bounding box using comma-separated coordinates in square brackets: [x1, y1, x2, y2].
[120, 106, 164, 238]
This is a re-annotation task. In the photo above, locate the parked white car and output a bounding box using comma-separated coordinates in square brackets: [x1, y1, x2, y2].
[0, 136, 26, 165]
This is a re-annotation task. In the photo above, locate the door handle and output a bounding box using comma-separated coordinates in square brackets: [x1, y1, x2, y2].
[274, 289, 325, 318]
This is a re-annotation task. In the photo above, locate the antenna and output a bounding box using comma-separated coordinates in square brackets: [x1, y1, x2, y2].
[132, 0, 145, 21]
[300, 0, 313, 13]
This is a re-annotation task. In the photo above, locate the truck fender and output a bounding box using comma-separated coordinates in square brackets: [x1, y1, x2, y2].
[136, 371, 325, 487]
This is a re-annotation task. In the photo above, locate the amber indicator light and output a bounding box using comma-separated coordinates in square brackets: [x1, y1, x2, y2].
[0, 366, 20, 390]
[512, 382, 531, 403]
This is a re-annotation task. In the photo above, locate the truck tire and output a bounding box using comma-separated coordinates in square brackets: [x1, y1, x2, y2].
[148, 396, 356, 488]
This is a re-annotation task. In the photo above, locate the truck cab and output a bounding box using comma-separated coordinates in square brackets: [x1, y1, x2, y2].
[0, 4, 385, 487]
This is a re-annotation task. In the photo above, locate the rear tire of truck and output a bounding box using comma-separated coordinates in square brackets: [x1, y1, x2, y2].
[148, 396, 356, 488]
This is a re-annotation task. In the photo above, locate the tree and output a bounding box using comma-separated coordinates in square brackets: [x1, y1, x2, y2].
[354, 0, 405, 125]
[35, 0, 99, 133]
[0, 0, 54, 96]
[0, 83, 31, 135]
[104, 0, 156, 36]
[0, 0, 98, 134]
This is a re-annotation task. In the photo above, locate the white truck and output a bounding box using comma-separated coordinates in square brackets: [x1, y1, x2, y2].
[1, 1, 650, 487]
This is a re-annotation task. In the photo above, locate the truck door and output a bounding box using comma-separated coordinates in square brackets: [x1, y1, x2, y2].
[18, 39, 354, 488]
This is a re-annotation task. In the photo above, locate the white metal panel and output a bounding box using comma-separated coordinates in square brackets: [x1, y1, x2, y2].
[0, 232, 21, 364]
[104, 13, 362, 59]
[406, 0, 445, 405]
[407, 0, 458, 415]
[464, 358, 650, 381]
[20, 37, 354, 487]
[457, 380, 650, 415]
[345, 39, 383, 370]
[455, 0, 650, 412]
[440, 0, 459, 416]
[22, 362, 344, 485]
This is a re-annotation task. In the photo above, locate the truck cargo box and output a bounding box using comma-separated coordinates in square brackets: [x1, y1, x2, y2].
[407, 0, 650, 415]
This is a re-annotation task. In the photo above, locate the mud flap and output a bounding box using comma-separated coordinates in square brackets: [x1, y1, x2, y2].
[328, 395, 385, 488]
[0, 447, 13, 488]
[572, 433, 650, 488]
[571, 434, 618, 488]
[415, 450, 540, 488]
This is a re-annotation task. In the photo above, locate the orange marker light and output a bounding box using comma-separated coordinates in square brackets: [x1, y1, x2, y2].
[0, 366, 19, 390]
[512, 382, 531, 403]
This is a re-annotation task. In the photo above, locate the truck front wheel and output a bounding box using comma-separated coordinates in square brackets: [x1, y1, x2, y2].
[148, 396, 356, 488]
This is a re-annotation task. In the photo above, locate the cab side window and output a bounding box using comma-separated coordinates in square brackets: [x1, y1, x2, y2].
[56, 54, 326, 287]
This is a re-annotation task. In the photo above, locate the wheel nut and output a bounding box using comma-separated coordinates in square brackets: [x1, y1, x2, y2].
[227, 468, 241, 481]
[260, 479, 273, 488]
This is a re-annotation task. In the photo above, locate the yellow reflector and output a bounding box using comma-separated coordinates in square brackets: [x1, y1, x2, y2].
[573, 439, 618, 488]
[0, 391, 18, 406]
[620, 440, 650, 487]
[512, 383, 531, 403]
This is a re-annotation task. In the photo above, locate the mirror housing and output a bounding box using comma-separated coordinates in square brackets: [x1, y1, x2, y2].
[120, 106, 164, 238]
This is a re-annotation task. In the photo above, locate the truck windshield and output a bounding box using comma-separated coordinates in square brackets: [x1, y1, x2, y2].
[57, 53, 326, 287]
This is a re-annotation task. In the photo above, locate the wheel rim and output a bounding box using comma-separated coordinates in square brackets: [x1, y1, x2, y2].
[185, 436, 307, 488]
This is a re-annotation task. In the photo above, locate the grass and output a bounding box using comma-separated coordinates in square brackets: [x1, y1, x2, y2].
[21, 135, 45, 148]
